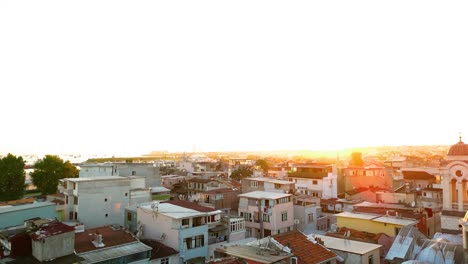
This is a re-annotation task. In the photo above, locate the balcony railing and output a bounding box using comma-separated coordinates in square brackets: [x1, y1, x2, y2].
[208, 236, 228, 245]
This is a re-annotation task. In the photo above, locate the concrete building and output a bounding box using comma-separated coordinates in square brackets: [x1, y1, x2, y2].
[313, 234, 381, 264]
[292, 196, 329, 233]
[335, 211, 417, 237]
[241, 178, 294, 194]
[187, 179, 230, 202]
[199, 188, 241, 212]
[75, 225, 152, 264]
[238, 191, 294, 238]
[61, 176, 148, 228]
[0, 201, 56, 230]
[344, 165, 391, 193]
[79, 162, 162, 188]
[137, 200, 224, 264]
[30, 221, 75, 262]
[288, 163, 338, 198]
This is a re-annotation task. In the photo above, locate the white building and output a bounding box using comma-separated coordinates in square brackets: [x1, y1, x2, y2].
[289, 164, 338, 198]
[61, 176, 149, 228]
[137, 200, 225, 264]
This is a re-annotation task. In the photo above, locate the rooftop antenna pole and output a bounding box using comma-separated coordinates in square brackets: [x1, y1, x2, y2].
[459, 132, 463, 143]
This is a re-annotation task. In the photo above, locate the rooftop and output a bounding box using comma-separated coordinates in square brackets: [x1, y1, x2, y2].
[245, 177, 293, 184]
[217, 245, 291, 264]
[139, 201, 221, 219]
[334, 212, 377, 220]
[64, 176, 128, 182]
[0, 197, 35, 206]
[372, 216, 418, 226]
[30, 221, 75, 241]
[313, 235, 382, 255]
[201, 188, 240, 195]
[141, 239, 179, 260]
[74, 226, 138, 254]
[189, 178, 217, 183]
[239, 191, 291, 200]
[0, 201, 56, 214]
[273, 231, 336, 264]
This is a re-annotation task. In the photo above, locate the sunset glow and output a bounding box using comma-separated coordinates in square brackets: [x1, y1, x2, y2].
[1, 1, 467, 156]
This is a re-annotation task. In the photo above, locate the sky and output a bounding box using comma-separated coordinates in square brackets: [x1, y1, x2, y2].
[1, 1, 468, 156]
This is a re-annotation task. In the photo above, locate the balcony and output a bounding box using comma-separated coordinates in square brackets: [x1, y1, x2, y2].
[208, 236, 228, 245]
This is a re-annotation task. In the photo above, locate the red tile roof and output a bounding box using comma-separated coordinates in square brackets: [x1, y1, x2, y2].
[402, 171, 435, 180]
[0, 197, 35, 206]
[141, 239, 178, 260]
[273, 231, 336, 264]
[30, 221, 75, 241]
[200, 188, 240, 195]
[164, 200, 219, 212]
[74, 226, 137, 253]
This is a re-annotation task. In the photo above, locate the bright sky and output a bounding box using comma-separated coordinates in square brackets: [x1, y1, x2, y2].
[1, 1, 467, 156]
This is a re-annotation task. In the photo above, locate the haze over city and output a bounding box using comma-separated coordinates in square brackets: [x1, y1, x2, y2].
[1, 1, 467, 156]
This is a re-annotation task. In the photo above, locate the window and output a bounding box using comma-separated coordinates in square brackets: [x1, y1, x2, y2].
[74, 196, 78, 205]
[74, 212, 78, 220]
[73, 182, 77, 189]
[291, 257, 298, 264]
[312, 180, 318, 185]
[262, 214, 270, 222]
[104, 198, 108, 202]
[246, 227, 252, 238]
[277, 197, 290, 204]
[368, 255, 374, 264]
[242, 212, 252, 221]
[274, 183, 281, 189]
[395, 227, 401, 236]
[184, 235, 204, 249]
[182, 218, 189, 226]
[423, 192, 427, 197]
[251, 181, 258, 188]
[308, 213, 314, 223]
[230, 219, 245, 232]
[161, 258, 169, 264]
[105, 214, 108, 218]
[66, 196, 69, 204]
[125, 193, 128, 197]
[127, 212, 132, 221]
[132, 171, 136, 176]
[281, 212, 288, 221]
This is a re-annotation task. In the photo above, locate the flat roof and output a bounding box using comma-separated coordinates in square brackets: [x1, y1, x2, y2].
[139, 203, 221, 219]
[75, 226, 139, 254]
[65, 176, 127, 182]
[372, 216, 417, 226]
[0, 201, 56, 214]
[151, 186, 171, 192]
[218, 245, 291, 264]
[239, 191, 291, 200]
[334, 212, 378, 220]
[78, 242, 152, 264]
[245, 178, 293, 184]
[314, 235, 382, 255]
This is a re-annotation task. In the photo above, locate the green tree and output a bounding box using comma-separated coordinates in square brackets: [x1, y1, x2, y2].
[0, 153, 26, 201]
[255, 159, 269, 174]
[230, 166, 253, 182]
[349, 152, 364, 167]
[31, 155, 78, 195]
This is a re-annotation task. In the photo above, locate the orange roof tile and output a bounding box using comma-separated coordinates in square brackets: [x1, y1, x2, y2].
[273, 231, 336, 264]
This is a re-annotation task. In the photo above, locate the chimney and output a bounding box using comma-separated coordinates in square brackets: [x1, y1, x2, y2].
[92, 231, 105, 248]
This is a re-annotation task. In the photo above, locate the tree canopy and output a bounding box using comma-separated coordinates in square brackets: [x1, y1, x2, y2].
[255, 159, 269, 174]
[0, 153, 26, 202]
[230, 166, 253, 182]
[349, 152, 364, 167]
[31, 155, 79, 195]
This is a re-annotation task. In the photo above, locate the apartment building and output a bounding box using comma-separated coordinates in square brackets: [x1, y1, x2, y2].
[238, 191, 294, 238]
[241, 178, 294, 194]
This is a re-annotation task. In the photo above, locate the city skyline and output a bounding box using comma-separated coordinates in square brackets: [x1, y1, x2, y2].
[1, 1, 467, 156]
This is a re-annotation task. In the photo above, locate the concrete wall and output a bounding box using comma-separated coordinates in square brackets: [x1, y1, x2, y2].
[293, 205, 321, 232]
[64, 178, 131, 228]
[32, 231, 74, 262]
[150, 254, 180, 264]
[118, 164, 161, 187]
[178, 225, 208, 262]
[336, 216, 406, 237]
[79, 165, 116, 177]
[138, 209, 180, 250]
[0, 202, 56, 229]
